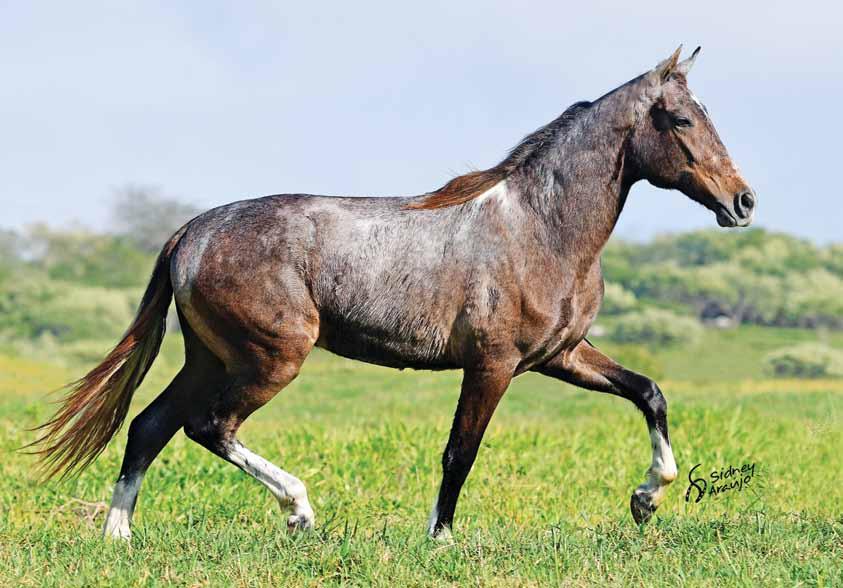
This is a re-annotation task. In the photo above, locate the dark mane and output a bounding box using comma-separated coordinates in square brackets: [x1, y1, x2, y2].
[407, 101, 592, 210]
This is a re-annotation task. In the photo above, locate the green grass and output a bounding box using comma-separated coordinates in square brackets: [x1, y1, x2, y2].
[1, 330, 842, 586]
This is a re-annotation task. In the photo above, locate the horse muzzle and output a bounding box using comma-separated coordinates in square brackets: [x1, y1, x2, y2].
[715, 189, 756, 228]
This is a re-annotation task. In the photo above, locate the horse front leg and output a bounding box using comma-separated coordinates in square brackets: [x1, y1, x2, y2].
[428, 366, 513, 539]
[536, 340, 678, 524]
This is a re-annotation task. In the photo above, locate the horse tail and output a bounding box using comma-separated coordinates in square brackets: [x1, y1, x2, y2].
[28, 225, 189, 479]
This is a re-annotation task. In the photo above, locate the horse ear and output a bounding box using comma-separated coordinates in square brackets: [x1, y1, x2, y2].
[675, 46, 701, 77]
[653, 45, 683, 83]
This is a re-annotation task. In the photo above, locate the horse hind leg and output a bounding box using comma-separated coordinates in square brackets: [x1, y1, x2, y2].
[184, 351, 316, 531]
[103, 326, 224, 540]
[103, 367, 211, 539]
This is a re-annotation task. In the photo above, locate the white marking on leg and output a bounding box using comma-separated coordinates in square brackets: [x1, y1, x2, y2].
[103, 476, 142, 540]
[634, 428, 678, 507]
[426, 499, 439, 536]
[426, 498, 453, 541]
[227, 441, 315, 530]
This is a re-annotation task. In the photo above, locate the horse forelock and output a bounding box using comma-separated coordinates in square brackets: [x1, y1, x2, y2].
[407, 101, 592, 210]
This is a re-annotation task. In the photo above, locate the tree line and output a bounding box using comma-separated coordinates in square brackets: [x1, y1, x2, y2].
[602, 230, 843, 329]
[1, 188, 841, 354]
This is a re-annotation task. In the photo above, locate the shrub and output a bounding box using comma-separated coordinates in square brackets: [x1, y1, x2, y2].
[780, 270, 843, 328]
[0, 276, 138, 342]
[763, 343, 843, 379]
[608, 309, 703, 347]
[601, 282, 638, 315]
[25, 224, 155, 288]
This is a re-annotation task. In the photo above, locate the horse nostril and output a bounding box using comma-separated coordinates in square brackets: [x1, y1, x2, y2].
[735, 191, 755, 219]
[741, 192, 755, 210]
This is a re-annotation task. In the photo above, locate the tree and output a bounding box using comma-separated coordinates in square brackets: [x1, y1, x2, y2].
[112, 185, 201, 253]
[600, 282, 638, 315]
[607, 309, 703, 347]
[0, 229, 23, 280]
[24, 224, 153, 288]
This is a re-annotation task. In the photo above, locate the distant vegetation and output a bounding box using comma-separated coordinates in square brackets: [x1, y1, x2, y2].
[0, 187, 196, 361]
[602, 230, 843, 329]
[0, 189, 841, 378]
[606, 308, 703, 347]
[763, 343, 843, 379]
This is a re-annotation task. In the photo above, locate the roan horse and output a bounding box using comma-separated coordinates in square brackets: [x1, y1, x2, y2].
[32, 46, 755, 540]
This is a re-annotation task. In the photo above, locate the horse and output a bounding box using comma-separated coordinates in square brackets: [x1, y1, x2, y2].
[32, 46, 755, 540]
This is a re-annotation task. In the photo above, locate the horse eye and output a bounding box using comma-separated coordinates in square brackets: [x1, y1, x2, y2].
[673, 116, 693, 128]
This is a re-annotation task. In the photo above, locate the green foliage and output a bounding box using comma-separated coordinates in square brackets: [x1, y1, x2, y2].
[26, 225, 155, 288]
[603, 228, 843, 328]
[111, 186, 200, 253]
[598, 343, 665, 380]
[780, 269, 843, 326]
[0, 276, 138, 342]
[600, 282, 637, 315]
[0, 230, 23, 280]
[822, 244, 843, 276]
[764, 343, 843, 378]
[607, 309, 703, 347]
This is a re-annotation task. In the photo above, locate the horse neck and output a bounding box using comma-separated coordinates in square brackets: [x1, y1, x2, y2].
[509, 95, 641, 262]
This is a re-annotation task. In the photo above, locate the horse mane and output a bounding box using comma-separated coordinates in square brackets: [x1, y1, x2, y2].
[407, 101, 592, 210]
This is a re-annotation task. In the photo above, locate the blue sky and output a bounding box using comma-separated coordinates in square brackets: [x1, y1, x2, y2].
[2, 1, 841, 242]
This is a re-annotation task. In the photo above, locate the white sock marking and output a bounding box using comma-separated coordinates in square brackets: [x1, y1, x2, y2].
[427, 500, 439, 536]
[103, 476, 142, 540]
[634, 428, 678, 507]
[227, 442, 315, 528]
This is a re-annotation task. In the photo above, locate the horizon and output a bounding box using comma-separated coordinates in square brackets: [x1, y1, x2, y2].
[2, 2, 841, 244]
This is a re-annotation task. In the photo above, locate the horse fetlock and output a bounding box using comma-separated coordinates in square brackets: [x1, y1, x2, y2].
[659, 466, 678, 484]
[650, 464, 677, 485]
[276, 483, 314, 531]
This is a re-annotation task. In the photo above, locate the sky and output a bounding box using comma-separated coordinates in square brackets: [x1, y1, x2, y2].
[2, 1, 841, 243]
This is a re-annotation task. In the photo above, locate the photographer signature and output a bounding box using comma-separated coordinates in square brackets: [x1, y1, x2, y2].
[685, 462, 757, 503]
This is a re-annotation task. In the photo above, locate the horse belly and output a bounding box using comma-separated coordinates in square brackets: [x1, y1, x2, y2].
[315, 316, 456, 370]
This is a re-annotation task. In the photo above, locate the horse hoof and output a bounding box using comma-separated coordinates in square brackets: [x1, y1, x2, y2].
[102, 526, 131, 541]
[102, 516, 132, 541]
[287, 513, 314, 532]
[428, 525, 454, 543]
[630, 492, 656, 525]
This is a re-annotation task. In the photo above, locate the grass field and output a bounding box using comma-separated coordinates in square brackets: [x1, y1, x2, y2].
[1, 329, 842, 586]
